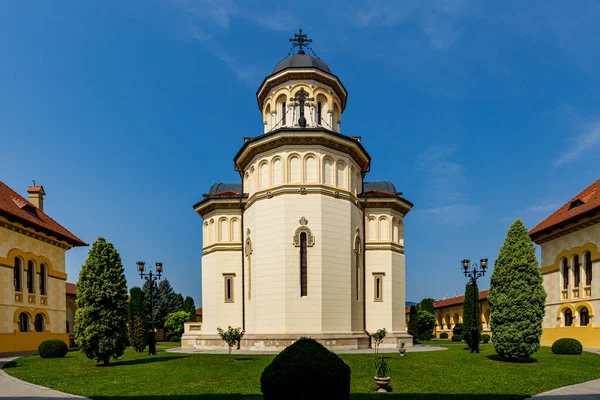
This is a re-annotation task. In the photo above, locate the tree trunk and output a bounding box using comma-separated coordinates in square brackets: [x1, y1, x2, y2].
[228, 345, 232, 361]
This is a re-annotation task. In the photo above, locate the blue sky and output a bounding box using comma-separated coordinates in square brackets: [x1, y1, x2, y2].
[1, 1, 599, 305]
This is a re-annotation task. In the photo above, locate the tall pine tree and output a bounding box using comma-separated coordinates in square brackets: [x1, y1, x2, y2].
[144, 278, 179, 339]
[75, 237, 128, 365]
[462, 280, 481, 349]
[407, 305, 418, 339]
[489, 219, 546, 361]
[183, 296, 197, 322]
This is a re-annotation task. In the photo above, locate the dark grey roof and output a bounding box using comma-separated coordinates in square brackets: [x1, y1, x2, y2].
[273, 54, 331, 74]
[363, 181, 397, 193]
[208, 183, 242, 195]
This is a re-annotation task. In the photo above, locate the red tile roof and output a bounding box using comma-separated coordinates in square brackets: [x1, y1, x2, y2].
[433, 290, 489, 309]
[196, 307, 202, 316]
[405, 306, 410, 314]
[66, 282, 77, 296]
[529, 178, 600, 240]
[0, 181, 86, 246]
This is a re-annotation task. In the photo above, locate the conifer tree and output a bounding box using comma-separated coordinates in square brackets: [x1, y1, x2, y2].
[176, 293, 185, 311]
[418, 298, 435, 314]
[407, 305, 418, 338]
[127, 287, 147, 352]
[74, 237, 128, 365]
[488, 219, 546, 361]
[462, 280, 481, 349]
[184, 296, 197, 322]
[144, 279, 179, 339]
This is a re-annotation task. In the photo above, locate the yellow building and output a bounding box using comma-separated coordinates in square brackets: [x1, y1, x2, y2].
[432, 291, 492, 338]
[0, 181, 86, 353]
[530, 178, 600, 348]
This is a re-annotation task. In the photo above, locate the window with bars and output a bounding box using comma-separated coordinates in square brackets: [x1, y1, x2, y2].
[27, 260, 35, 293]
[34, 314, 44, 332]
[300, 232, 307, 297]
[18, 313, 29, 332]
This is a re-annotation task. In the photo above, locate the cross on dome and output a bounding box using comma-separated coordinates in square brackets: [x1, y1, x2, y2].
[289, 29, 312, 55]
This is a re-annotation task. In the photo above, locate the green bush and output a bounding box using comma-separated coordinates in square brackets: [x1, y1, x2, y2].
[551, 338, 583, 355]
[440, 332, 449, 339]
[451, 335, 463, 342]
[38, 340, 68, 358]
[170, 335, 181, 342]
[261, 337, 350, 400]
[481, 334, 491, 343]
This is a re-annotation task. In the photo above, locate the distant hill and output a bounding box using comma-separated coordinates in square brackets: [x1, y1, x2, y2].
[405, 301, 418, 307]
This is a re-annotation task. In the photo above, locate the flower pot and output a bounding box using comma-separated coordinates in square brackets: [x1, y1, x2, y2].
[399, 348, 406, 356]
[374, 377, 391, 392]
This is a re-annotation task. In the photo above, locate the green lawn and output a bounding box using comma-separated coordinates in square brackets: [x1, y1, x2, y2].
[4, 342, 600, 399]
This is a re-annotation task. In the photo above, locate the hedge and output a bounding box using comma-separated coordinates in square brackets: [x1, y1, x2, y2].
[481, 334, 490, 344]
[551, 338, 583, 355]
[440, 332, 449, 339]
[38, 340, 68, 358]
[451, 335, 463, 342]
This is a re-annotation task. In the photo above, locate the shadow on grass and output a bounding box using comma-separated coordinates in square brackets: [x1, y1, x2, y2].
[486, 354, 537, 364]
[233, 357, 257, 361]
[2, 360, 19, 369]
[94, 356, 189, 367]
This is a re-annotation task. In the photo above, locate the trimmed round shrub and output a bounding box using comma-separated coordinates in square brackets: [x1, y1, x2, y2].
[38, 340, 68, 358]
[170, 335, 181, 342]
[261, 337, 351, 400]
[481, 334, 491, 344]
[440, 332, 449, 339]
[451, 334, 463, 342]
[552, 338, 583, 355]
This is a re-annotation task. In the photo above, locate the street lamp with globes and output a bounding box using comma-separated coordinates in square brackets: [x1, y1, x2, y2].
[461, 258, 487, 354]
[137, 261, 163, 356]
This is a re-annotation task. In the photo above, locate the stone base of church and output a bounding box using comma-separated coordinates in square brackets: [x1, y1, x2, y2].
[182, 331, 413, 351]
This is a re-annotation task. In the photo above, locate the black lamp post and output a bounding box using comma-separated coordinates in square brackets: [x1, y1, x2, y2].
[137, 261, 163, 356]
[461, 258, 487, 354]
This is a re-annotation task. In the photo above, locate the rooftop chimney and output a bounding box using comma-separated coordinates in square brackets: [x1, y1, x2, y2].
[27, 185, 46, 212]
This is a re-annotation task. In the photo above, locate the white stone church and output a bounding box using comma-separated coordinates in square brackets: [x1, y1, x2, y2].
[182, 31, 413, 350]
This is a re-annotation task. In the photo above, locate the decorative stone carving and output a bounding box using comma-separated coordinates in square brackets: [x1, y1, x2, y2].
[267, 191, 273, 198]
[246, 228, 251, 235]
[299, 187, 307, 195]
[333, 191, 340, 198]
[293, 217, 315, 247]
[245, 236, 253, 256]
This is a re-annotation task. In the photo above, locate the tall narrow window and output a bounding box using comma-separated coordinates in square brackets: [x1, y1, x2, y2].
[39, 263, 47, 296]
[317, 102, 322, 125]
[562, 258, 569, 290]
[585, 251, 592, 286]
[34, 314, 44, 332]
[27, 260, 35, 293]
[282, 101, 287, 126]
[374, 274, 383, 301]
[580, 307, 590, 326]
[14, 257, 22, 292]
[564, 309, 573, 327]
[18, 313, 29, 332]
[300, 232, 307, 296]
[574, 255, 580, 288]
[224, 274, 234, 303]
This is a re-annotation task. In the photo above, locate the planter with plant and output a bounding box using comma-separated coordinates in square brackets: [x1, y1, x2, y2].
[374, 357, 391, 392]
[399, 341, 406, 356]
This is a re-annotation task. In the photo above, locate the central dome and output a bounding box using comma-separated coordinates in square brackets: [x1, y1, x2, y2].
[272, 54, 331, 74]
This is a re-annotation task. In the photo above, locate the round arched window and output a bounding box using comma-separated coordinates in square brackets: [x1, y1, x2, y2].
[564, 309, 573, 327]
[34, 314, 45, 332]
[580, 307, 590, 326]
[18, 312, 29, 332]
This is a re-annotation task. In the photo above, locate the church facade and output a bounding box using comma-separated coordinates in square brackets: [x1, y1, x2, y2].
[183, 31, 413, 350]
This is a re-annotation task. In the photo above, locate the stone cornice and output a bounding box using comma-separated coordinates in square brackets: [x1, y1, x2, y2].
[365, 243, 405, 254]
[194, 198, 244, 219]
[362, 197, 413, 217]
[234, 129, 371, 173]
[532, 214, 600, 244]
[245, 185, 360, 209]
[0, 218, 71, 250]
[256, 69, 347, 111]
[203, 244, 243, 255]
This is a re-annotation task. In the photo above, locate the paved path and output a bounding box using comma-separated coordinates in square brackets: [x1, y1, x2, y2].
[0, 358, 88, 399]
[529, 378, 600, 399]
[167, 343, 448, 355]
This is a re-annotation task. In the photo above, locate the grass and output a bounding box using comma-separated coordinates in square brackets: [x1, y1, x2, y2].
[4, 342, 600, 399]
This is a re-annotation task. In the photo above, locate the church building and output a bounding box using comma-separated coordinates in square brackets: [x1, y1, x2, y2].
[183, 31, 413, 350]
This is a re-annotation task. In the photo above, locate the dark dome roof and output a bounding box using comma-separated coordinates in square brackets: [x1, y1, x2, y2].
[208, 183, 242, 195]
[273, 54, 331, 74]
[363, 181, 397, 193]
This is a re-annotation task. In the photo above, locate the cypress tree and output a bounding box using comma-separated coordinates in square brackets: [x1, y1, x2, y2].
[184, 296, 197, 322]
[128, 287, 148, 352]
[462, 280, 481, 349]
[74, 237, 128, 365]
[488, 219, 546, 361]
[176, 293, 185, 311]
[407, 305, 418, 338]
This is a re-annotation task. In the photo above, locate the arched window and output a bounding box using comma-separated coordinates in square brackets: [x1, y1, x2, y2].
[336, 161, 346, 189]
[317, 102, 322, 125]
[244, 172, 250, 192]
[14, 257, 22, 292]
[562, 258, 569, 290]
[282, 101, 287, 126]
[398, 220, 405, 246]
[288, 155, 301, 183]
[323, 157, 334, 186]
[453, 313, 460, 326]
[18, 312, 29, 332]
[378, 217, 389, 241]
[564, 308, 573, 327]
[218, 218, 228, 242]
[259, 161, 269, 189]
[368, 218, 376, 241]
[208, 219, 214, 244]
[27, 260, 35, 293]
[272, 157, 283, 186]
[304, 155, 317, 183]
[34, 314, 45, 332]
[392, 218, 398, 243]
[573, 254, 580, 288]
[585, 251, 592, 286]
[249, 167, 255, 193]
[580, 307, 590, 326]
[39, 263, 47, 296]
[300, 232, 307, 297]
[231, 218, 240, 242]
[445, 314, 451, 330]
[203, 222, 209, 245]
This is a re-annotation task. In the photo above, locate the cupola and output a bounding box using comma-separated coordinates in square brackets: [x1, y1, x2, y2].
[256, 29, 347, 134]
